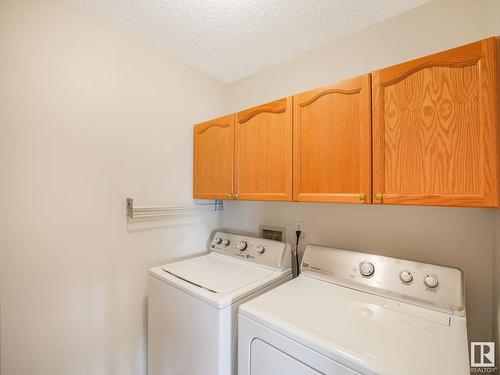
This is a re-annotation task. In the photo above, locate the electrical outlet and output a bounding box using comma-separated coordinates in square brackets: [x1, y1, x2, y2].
[295, 222, 305, 238]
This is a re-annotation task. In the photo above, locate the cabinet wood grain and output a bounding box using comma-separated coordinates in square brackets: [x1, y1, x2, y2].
[235, 98, 293, 200]
[193, 37, 499, 207]
[193, 114, 234, 199]
[293, 75, 372, 203]
[372, 38, 499, 207]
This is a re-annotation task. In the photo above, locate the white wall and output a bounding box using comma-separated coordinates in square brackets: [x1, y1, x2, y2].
[226, 0, 499, 344]
[0, 1, 230, 374]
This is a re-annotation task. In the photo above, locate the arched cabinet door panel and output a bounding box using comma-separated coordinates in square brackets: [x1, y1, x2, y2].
[372, 38, 499, 207]
[293, 74, 372, 203]
[235, 98, 293, 201]
[193, 114, 234, 199]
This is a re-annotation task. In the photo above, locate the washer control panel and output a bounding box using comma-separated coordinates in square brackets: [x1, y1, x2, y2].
[301, 245, 464, 315]
[210, 232, 291, 271]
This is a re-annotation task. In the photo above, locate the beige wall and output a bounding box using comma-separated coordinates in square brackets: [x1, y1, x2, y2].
[497, 0, 500, 34]
[0, 1, 230, 374]
[226, 0, 499, 345]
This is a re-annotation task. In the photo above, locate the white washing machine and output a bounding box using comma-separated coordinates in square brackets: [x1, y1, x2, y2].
[239, 245, 469, 375]
[148, 231, 292, 375]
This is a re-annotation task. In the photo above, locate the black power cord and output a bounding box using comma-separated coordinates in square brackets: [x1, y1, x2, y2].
[294, 230, 301, 277]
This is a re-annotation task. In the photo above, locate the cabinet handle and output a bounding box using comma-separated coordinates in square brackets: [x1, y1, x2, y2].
[227, 193, 232, 199]
[375, 193, 383, 202]
[234, 194, 239, 199]
[359, 193, 366, 202]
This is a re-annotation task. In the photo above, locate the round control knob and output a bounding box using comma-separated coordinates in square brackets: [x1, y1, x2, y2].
[237, 241, 248, 251]
[424, 274, 439, 288]
[399, 270, 413, 283]
[222, 239, 230, 247]
[256, 246, 265, 254]
[359, 261, 375, 277]
[214, 237, 222, 245]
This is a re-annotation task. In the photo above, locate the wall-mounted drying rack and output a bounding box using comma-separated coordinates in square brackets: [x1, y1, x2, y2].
[126, 197, 223, 219]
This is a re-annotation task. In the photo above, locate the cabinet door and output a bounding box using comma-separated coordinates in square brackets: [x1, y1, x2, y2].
[235, 98, 293, 201]
[372, 38, 499, 207]
[293, 75, 372, 203]
[193, 114, 234, 199]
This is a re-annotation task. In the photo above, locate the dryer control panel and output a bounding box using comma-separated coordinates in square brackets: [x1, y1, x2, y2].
[210, 232, 291, 271]
[301, 245, 464, 316]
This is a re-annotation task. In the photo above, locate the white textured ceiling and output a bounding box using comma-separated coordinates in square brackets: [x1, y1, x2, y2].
[64, 0, 429, 83]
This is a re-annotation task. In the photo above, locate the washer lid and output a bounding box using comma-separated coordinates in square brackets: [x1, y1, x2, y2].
[150, 253, 289, 309]
[239, 275, 469, 375]
[161, 253, 274, 294]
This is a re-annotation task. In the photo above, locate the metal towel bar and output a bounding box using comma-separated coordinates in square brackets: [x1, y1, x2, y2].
[126, 197, 223, 219]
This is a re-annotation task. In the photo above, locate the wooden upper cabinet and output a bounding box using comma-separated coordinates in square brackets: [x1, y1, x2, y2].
[193, 114, 234, 199]
[235, 98, 293, 200]
[293, 74, 372, 203]
[372, 38, 499, 207]
[193, 38, 499, 206]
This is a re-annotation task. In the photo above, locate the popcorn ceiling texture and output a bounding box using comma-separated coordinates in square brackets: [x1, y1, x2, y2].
[63, 0, 429, 83]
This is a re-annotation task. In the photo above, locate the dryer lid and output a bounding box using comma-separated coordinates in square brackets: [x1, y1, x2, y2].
[160, 253, 275, 295]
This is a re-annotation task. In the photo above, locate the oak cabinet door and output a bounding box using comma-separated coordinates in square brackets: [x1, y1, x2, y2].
[193, 114, 234, 199]
[293, 75, 372, 203]
[235, 98, 293, 201]
[372, 38, 499, 207]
